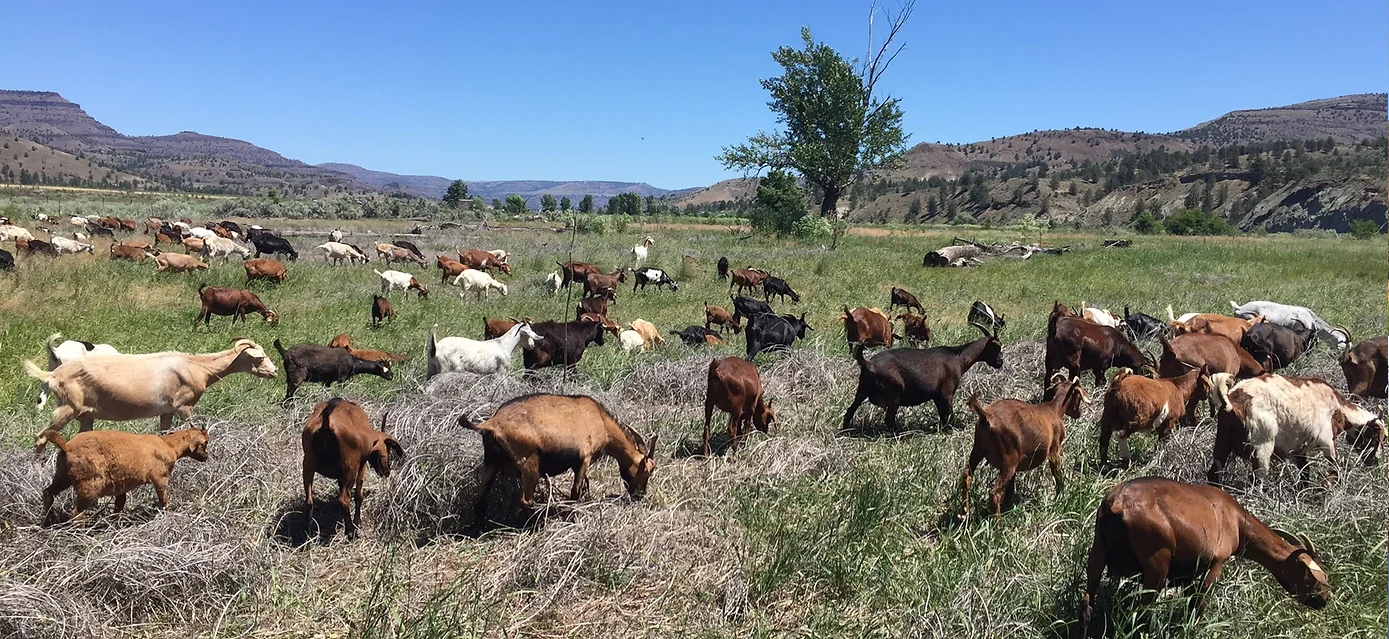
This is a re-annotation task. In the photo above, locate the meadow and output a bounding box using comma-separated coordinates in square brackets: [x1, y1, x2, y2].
[0, 217, 1384, 639]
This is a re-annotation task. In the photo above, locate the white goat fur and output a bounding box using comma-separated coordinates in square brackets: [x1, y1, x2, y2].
[375, 269, 422, 295]
[202, 236, 252, 261]
[316, 241, 367, 265]
[454, 269, 508, 298]
[426, 323, 541, 377]
[51, 236, 94, 254]
[544, 271, 563, 295]
[39, 333, 121, 409]
[1229, 300, 1348, 347]
[619, 329, 647, 353]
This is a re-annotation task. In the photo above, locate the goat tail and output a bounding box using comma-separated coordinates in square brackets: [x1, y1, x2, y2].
[44, 333, 62, 360]
[425, 325, 439, 379]
[1164, 304, 1176, 322]
[1229, 300, 1240, 311]
[272, 338, 287, 359]
[22, 360, 51, 383]
[967, 393, 987, 419]
[457, 413, 479, 430]
[851, 344, 869, 370]
[1208, 373, 1236, 413]
[39, 430, 68, 453]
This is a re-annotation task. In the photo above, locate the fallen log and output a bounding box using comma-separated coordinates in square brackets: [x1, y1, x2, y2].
[923, 244, 984, 267]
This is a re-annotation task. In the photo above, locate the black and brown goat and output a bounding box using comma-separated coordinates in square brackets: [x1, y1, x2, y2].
[842, 320, 1003, 430]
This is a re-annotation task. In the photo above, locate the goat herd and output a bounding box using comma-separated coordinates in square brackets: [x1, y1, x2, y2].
[7, 214, 1387, 630]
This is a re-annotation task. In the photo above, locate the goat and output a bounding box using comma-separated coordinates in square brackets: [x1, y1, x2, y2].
[671, 325, 722, 347]
[843, 321, 1002, 431]
[544, 271, 563, 294]
[371, 294, 395, 326]
[633, 267, 678, 292]
[0, 248, 13, 271]
[247, 232, 298, 260]
[181, 236, 207, 254]
[745, 312, 812, 359]
[1159, 333, 1265, 379]
[51, 236, 94, 254]
[0, 224, 35, 242]
[38, 333, 121, 409]
[378, 243, 427, 266]
[896, 312, 933, 345]
[1166, 307, 1265, 343]
[716, 256, 729, 281]
[243, 258, 288, 284]
[730, 295, 774, 326]
[426, 323, 542, 377]
[15, 238, 59, 257]
[619, 329, 646, 353]
[1120, 306, 1168, 341]
[1097, 366, 1209, 468]
[761, 276, 800, 304]
[329, 228, 344, 242]
[960, 373, 1089, 521]
[202, 236, 253, 262]
[40, 427, 210, 525]
[1241, 321, 1316, 371]
[888, 286, 925, 314]
[302, 398, 404, 538]
[462, 394, 657, 527]
[1080, 302, 1122, 328]
[316, 241, 369, 265]
[1230, 299, 1351, 349]
[376, 269, 429, 298]
[326, 334, 407, 363]
[436, 255, 468, 284]
[274, 339, 395, 403]
[1208, 373, 1384, 486]
[1045, 301, 1153, 397]
[703, 357, 775, 456]
[579, 313, 621, 337]
[454, 268, 508, 298]
[25, 339, 276, 451]
[485, 248, 509, 263]
[704, 302, 740, 334]
[842, 306, 896, 348]
[194, 284, 279, 327]
[153, 252, 208, 272]
[628, 319, 664, 349]
[483, 316, 522, 340]
[457, 248, 512, 275]
[1080, 476, 1329, 634]
[523, 320, 607, 370]
[729, 268, 769, 295]
[1340, 337, 1387, 398]
[576, 297, 610, 319]
[557, 260, 602, 287]
[631, 235, 654, 265]
[583, 268, 626, 299]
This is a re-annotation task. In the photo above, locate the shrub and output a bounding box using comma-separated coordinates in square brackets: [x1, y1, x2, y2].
[571, 214, 606, 235]
[1132, 211, 1163, 235]
[1164, 208, 1233, 236]
[1349, 219, 1380, 240]
[611, 214, 630, 234]
[791, 215, 833, 242]
[749, 170, 807, 235]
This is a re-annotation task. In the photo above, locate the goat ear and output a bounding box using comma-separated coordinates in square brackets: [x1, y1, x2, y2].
[646, 434, 659, 458]
[384, 436, 406, 461]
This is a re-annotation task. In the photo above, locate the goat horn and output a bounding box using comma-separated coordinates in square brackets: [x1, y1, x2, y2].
[968, 320, 992, 339]
[379, 408, 391, 432]
[1334, 325, 1353, 347]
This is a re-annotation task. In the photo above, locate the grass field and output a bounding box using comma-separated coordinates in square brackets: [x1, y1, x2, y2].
[0, 220, 1384, 638]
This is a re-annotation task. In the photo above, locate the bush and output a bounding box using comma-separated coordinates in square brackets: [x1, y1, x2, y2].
[611, 214, 630, 234]
[1349, 219, 1380, 240]
[1132, 211, 1163, 235]
[749, 170, 808, 235]
[791, 215, 832, 241]
[1164, 209, 1233, 236]
[571, 214, 606, 234]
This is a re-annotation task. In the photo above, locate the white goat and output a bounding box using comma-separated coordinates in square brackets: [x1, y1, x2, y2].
[1080, 302, 1121, 328]
[1230, 300, 1350, 348]
[543, 271, 563, 295]
[425, 323, 542, 378]
[0, 225, 35, 242]
[188, 227, 216, 239]
[316, 241, 368, 265]
[375, 269, 429, 297]
[454, 269, 508, 298]
[73, 232, 88, 242]
[24, 339, 278, 452]
[50, 236, 94, 254]
[329, 229, 344, 242]
[39, 333, 121, 409]
[201, 236, 253, 261]
[487, 249, 510, 264]
[619, 329, 646, 353]
[630, 235, 654, 266]
[68, 216, 89, 229]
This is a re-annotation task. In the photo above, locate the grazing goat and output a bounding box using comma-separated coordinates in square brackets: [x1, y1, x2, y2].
[377, 243, 427, 266]
[1159, 333, 1264, 379]
[436, 255, 468, 284]
[1045, 302, 1153, 397]
[426, 323, 542, 377]
[619, 329, 646, 353]
[194, 284, 279, 327]
[1241, 321, 1316, 371]
[26, 339, 276, 451]
[1120, 306, 1168, 341]
[0, 248, 13, 271]
[728, 268, 769, 295]
[371, 294, 395, 326]
[40, 427, 210, 525]
[544, 271, 563, 294]
[376, 269, 429, 298]
[630, 235, 654, 265]
[1097, 367, 1208, 468]
[523, 320, 607, 370]
[761, 276, 800, 304]
[888, 286, 925, 314]
[745, 312, 812, 359]
[243, 258, 288, 284]
[317, 241, 369, 265]
[1230, 299, 1351, 349]
[843, 321, 1002, 431]
[1081, 477, 1329, 634]
[1166, 307, 1264, 343]
[247, 232, 297, 260]
[704, 302, 740, 334]
[576, 297, 610, 319]
[628, 318, 664, 349]
[39, 333, 121, 409]
[557, 260, 602, 287]
[1340, 337, 1387, 398]
[302, 398, 404, 538]
[633, 267, 678, 292]
[454, 268, 509, 298]
[579, 313, 621, 337]
[457, 248, 512, 275]
[703, 357, 774, 456]
[842, 306, 896, 348]
[896, 312, 933, 345]
[463, 394, 657, 526]
[960, 373, 1089, 521]
[583, 268, 626, 299]
[201, 236, 253, 262]
[1080, 303, 1122, 328]
[51, 236, 94, 254]
[730, 295, 774, 326]
[716, 256, 729, 280]
[327, 334, 407, 363]
[275, 339, 394, 403]
[671, 325, 722, 347]
[154, 252, 208, 272]
[1208, 373, 1384, 486]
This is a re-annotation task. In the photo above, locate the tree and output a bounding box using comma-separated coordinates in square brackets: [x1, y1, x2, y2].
[1164, 209, 1232, 236]
[267, 188, 281, 204]
[443, 180, 469, 208]
[490, 198, 502, 210]
[579, 194, 594, 214]
[749, 169, 808, 235]
[718, 4, 912, 220]
[503, 195, 528, 215]
[1133, 211, 1162, 234]
[541, 193, 558, 212]
[560, 196, 572, 211]
[1349, 219, 1380, 240]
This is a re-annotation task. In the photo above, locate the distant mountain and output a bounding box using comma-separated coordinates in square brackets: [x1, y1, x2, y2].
[317, 162, 453, 197]
[319, 162, 679, 206]
[1174, 93, 1387, 147]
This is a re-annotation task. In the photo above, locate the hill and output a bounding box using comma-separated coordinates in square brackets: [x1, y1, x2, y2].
[321, 163, 682, 206]
[0, 135, 148, 189]
[1175, 93, 1388, 146]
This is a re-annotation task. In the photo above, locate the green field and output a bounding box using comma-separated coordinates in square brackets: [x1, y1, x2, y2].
[0, 218, 1384, 638]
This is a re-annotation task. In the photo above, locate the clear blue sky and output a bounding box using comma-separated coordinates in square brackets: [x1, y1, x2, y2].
[4, 1, 1385, 189]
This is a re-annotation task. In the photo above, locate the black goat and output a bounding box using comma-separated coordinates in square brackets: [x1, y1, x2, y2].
[843, 321, 1003, 430]
[1120, 306, 1168, 340]
[745, 313, 812, 359]
[524, 320, 607, 370]
[392, 239, 425, 260]
[0, 248, 13, 271]
[716, 256, 729, 281]
[671, 325, 721, 346]
[274, 339, 394, 403]
[248, 233, 298, 260]
[889, 287, 925, 314]
[633, 267, 679, 292]
[1241, 321, 1316, 371]
[730, 295, 774, 326]
[762, 276, 800, 304]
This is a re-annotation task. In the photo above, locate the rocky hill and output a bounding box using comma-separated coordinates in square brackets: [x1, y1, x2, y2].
[0, 135, 147, 188]
[1175, 93, 1387, 147]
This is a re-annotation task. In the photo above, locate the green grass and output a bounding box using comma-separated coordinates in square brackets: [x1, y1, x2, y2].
[0, 218, 1384, 638]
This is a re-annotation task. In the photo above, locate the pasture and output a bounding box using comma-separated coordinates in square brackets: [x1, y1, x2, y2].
[0, 219, 1385, 638]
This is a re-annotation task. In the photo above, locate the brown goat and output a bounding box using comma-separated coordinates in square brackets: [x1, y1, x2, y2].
[888, 286, 926, 315]
[557, 260, 602, 287]
[109, 244, 151, 261]
[1171, 312, 1265, 343]
[194, 284, 279, 327]
[181, 237, 205, 254]
[1159, 333, 1264, 379]
[302, 398, 404, 538]
[704, 302, 740, 334]
[436, 255, 468, 284]
[842, 306, 896, 348]
[584, 268, 627, 299]
[1081, 477, 1330, 633]
[703, 357, 775, 457]
[461, 394, 658, 528]
[1097, 367, 1208, 468]
[961, 373, 1089, 521]
[326, 334, 407, 363]
[728, 268, 769, 295]
[578, 313, 621, 336]
[371, 294, 395, 326]
[154, 252, 208, 273]
[896, 312, 933, 344]
[40, 428, 209, 525]
[1340, 336, 1387, 398]
[457, 248, 513, 275]
[243, 257, 287, 284]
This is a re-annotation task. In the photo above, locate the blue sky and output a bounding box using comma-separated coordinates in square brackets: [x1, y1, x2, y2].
[4, 1, 1385, 189]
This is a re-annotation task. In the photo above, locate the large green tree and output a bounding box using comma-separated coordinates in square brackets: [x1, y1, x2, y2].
[578, 194, 594, 213]
[749, 170, 807, 235]
[442, 179, 469, 208]
[560, 196, 572, 211]
[503, 194, 528, 215]
[541, 193, 558, 212]
[719, 4, 911, 219]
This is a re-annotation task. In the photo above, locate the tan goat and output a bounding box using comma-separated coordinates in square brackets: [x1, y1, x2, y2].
[40, 427, 210, 525]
